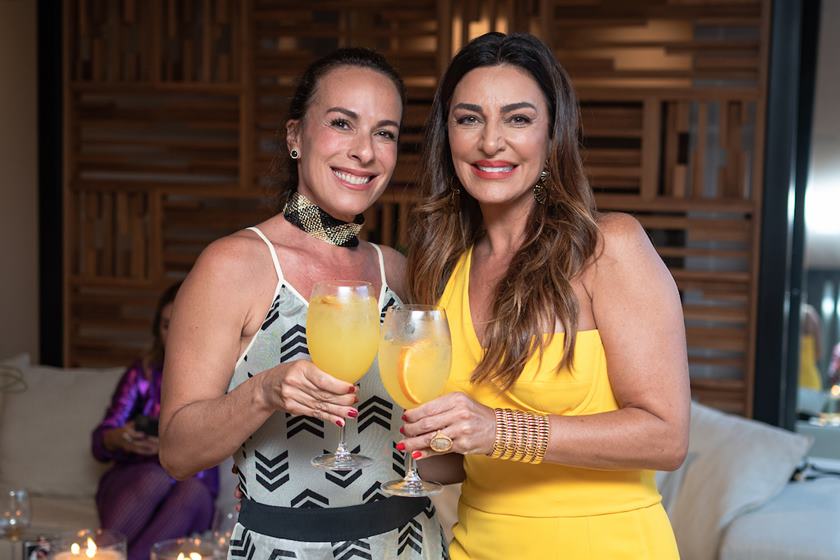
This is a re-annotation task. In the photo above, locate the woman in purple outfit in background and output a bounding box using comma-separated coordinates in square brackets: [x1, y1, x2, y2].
[92, 282, 219, 560]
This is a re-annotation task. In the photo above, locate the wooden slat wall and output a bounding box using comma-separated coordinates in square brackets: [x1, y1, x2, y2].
[64, 0, 770, 415]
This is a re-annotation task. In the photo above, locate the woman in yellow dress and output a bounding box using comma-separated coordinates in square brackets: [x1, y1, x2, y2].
[799, 303, 823, 390]
[399, 32, 690, 559]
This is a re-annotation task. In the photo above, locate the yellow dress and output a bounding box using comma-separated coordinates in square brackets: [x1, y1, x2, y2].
[439, 247, 680, 560]
[799, 335, 822, 390]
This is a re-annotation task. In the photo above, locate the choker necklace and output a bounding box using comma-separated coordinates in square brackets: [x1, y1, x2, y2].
[282, 191, 365, 248]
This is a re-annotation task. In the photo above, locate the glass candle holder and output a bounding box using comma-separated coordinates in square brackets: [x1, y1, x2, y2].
[150, 537, 222, 560]
[49, 529, 126, 560]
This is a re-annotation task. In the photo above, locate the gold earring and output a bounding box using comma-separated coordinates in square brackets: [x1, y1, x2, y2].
[450, 183, 461, 213]
[533, 169, 549, 204]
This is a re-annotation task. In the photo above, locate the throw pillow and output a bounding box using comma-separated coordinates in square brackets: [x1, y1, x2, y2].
[668, 401, 812, 560]
[0, 363, 124, 498]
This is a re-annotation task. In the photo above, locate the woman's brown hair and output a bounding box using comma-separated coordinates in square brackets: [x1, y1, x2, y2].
[146, 281, 181, 372]
[407, 32, 599, 389]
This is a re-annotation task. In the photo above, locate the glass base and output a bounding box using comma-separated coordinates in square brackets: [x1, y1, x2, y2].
[380, 478, 443, 497]
[310, 453, 373, 472]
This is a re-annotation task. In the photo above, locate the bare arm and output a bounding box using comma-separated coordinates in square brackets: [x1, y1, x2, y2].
[539, 214, 690, 470]
[159, 235, 358, 480]
[401, 214, 689, 472]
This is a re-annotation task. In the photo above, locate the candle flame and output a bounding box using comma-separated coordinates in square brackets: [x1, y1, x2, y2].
[189, 553, 202, 560]
[177, 554, 185, 560]
[831, 385, 840, 397]
[71, 544, 80, 555]
[85, 538, 97, 559]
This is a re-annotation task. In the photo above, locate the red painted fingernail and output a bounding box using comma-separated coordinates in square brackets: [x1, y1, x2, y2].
[399, 426, 405, 435]
[412, 451, 423, 459]
[348, 386, 356, 394]
[396, 442, 406, 452]
[401, 414, 408, 421]
[336, 419, 345, 427]
[347, 409, 358, 418]
[353, 396, 359, 404]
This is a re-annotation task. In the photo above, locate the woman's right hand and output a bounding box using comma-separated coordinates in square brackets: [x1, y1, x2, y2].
[256, 360, 359, 426]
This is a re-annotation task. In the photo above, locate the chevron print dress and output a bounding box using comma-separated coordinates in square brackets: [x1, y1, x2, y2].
[226, 227, 448, 560]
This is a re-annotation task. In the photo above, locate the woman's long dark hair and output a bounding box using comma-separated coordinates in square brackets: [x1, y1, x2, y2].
[146, 281, 181, 372]
[407, 32, 599, 389]
[269, 48, 406, 211]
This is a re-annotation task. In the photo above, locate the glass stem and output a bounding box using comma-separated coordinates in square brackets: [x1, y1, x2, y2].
[335, 423, 350, 460]
[403, 452, 422, 487]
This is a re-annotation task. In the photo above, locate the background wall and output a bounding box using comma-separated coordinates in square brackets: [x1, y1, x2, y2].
[0, 0, 39, 361]
[805, 0, 840, 269]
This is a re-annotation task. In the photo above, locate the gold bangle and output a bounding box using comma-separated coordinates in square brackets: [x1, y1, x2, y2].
[511, 411, 527, 462]
[501, 409, 517, 460]
[522, 413, 538, 463]
[488, 408, 551, 464]
[532, 414, 550, 464]
[489, 408, 505, 459]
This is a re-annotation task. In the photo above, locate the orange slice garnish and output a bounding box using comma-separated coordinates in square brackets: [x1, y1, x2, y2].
[397, 345, 423, 405]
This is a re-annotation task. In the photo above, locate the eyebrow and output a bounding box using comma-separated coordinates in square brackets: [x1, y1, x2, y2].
[326, 106, 400, 129]
[451, 101, 538, 114]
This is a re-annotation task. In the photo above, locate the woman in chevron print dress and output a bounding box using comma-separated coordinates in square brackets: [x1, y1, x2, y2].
[159, 49, 447, 560]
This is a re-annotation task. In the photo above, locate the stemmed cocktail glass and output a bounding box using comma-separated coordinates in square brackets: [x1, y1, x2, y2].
[307, 281, 380, 471]
[378, 305, 452, 496]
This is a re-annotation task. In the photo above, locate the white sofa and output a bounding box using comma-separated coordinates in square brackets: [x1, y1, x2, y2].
[0, 354, 236, 560]
[3, 352, 839, 560]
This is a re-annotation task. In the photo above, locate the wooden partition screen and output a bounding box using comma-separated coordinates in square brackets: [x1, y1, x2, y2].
[64, 0, 770, 415]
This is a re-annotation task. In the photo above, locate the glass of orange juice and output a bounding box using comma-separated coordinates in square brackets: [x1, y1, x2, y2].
[307, 281, 380, 471]
[378, 305, 451, 496]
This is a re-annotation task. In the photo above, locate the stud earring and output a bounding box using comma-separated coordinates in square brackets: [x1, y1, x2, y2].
[290, 148, 300, 160]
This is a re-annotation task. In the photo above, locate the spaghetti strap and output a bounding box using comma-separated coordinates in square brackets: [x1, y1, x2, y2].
[370, 243, 387, 289]
[247, 226, 284, 283]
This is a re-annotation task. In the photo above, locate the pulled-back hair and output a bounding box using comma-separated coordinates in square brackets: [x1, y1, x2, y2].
[270, 48, 406, 211]
[407, 32, 599, 389]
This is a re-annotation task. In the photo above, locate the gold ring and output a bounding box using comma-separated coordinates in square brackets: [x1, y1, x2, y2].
[429, 430, 453, 453]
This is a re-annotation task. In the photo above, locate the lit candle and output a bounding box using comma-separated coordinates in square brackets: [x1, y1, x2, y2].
[53, 537, 125, 560]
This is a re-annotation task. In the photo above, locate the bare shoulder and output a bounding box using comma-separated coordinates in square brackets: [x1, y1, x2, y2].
[191, 230, 265, 282]
[596, 212, 651, 261]
[375, 243, 408, 302]
[180, 229, 277, 308]
[587, 212, 672, 293]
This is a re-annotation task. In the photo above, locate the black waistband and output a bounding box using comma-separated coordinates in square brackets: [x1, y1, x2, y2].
[238, 496, 430, 542]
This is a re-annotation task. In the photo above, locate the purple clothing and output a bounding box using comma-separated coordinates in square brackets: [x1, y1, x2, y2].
[92, 361, 220, 560]
[97, 463, 214, 560]
[91, 361, 219, 496]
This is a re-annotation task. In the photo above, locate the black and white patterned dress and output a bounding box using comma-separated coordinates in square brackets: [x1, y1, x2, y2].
[226, 226, 447, 560]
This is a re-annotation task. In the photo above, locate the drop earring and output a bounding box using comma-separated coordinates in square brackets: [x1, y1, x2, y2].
[533, 169, 549, 204]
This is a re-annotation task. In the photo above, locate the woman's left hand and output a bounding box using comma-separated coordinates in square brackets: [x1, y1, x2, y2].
[399, 392, 496, 460]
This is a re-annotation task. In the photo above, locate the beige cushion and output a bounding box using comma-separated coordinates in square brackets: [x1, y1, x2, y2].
[0, 364, 123, 498]
[669, 402, 813, 560]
